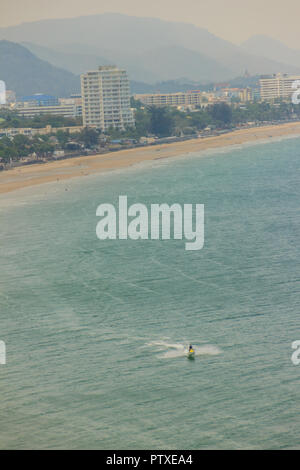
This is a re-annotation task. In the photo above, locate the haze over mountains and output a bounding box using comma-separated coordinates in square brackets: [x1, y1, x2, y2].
[241, 35, 300, 70]
[1, 13, 300, 97]
[0, 40, 80, 97]
[1, 13, 300, 85]
[22, 42, 233, 83]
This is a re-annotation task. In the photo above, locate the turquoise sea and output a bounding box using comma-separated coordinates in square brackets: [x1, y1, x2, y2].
[0, 137, 300, 449]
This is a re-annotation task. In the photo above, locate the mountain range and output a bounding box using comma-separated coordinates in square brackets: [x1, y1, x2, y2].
[241, 35, 300, 70]
[0, 40, 80, 97]
[1, 14, 300, 98]
[1, 13, 300, 84]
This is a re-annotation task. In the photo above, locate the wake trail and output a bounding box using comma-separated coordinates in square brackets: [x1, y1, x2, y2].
[147, 340, 222, 359]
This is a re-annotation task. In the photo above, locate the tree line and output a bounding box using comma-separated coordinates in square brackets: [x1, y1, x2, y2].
[115, 99, 300, 139]
[1, 100, 300, 164]
[0, 128, 99, 164]
[0, 110, 81, 129]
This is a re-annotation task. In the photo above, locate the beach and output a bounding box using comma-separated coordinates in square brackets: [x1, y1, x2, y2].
[1, 121, 300, 194]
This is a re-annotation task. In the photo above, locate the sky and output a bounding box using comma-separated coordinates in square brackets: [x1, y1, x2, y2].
[1, 0, 300, 47]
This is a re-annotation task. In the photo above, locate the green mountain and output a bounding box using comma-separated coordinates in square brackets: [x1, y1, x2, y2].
[0, 40, 80, 97]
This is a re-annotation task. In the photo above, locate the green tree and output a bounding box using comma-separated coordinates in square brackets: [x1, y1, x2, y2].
[56, 130, 70, 148]
[149, 106, 174, 137]
[210, 103, 233, 126]
[13, 134, 31, 158]
[76, 128, 99, 147]
[134, 108, 151, 136]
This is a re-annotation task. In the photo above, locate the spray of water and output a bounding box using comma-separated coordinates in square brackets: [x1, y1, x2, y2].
[147, 340, 222, 359]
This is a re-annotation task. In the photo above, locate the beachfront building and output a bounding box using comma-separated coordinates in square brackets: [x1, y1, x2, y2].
[213, 87, 254, 103]
[19, 94, 59, 107]
[239, 88, 253, 102]
[14, 103, 81, 119]
[134, 90, 204, 108]
[216, 88, 240, 101]
[59, 96, 83, 117]
[0, 125, 84, 138]
[81, 66, 135, 131]
[259, 73, 300, 101]
[13, 93, 82, 118]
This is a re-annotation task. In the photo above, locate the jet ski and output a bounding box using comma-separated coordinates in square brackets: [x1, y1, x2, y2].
[187, 346, 195, 359]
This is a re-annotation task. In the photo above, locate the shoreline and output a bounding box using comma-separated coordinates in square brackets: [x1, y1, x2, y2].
[1, 122, 300, 195]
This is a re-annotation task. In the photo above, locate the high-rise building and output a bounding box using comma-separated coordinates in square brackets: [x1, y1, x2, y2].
[81, 66, 135, 131]
[260, 73, 300, 101]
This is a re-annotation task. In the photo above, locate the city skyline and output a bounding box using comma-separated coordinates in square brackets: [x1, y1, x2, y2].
[1, 0, 300, 48]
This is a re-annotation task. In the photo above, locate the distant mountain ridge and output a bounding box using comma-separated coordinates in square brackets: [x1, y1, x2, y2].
[23, 42, 233, 82]
[0, 39, 252, 98]
[1, 13, 300, 83]
[0, 40, 80, 97]
[241, 35, 300, 70]
[21, 42, 111, 75]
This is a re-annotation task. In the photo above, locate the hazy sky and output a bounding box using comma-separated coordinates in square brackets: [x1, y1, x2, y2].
[1, 0, 300, 47]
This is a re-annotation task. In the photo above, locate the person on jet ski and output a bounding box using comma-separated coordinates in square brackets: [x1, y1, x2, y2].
[189, 344, 194, 352]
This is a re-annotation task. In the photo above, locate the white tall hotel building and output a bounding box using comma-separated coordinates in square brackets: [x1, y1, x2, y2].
[259, 73, 300, 101]
[81, 66, 135, 131]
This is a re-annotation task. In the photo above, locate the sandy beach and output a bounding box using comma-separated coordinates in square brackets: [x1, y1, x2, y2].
[1, 121, 300, 195]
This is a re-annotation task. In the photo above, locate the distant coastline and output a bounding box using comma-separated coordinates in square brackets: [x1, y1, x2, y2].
[1, 121, 300, 195]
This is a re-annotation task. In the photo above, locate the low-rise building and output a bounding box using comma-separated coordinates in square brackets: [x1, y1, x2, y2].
[0, 125, 84, 138]
[12, 93, 82, 118]
[14, 103, 81, 118]
[134, 90, 204, 108]
[59, 96, 82, 116]
[19, 94, 59, 107]
[239, 88, 253, 102]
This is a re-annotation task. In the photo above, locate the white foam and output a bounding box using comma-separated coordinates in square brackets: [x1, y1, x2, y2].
[147, 340, 222, 359]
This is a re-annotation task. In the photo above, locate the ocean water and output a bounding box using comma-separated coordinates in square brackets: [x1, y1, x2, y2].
[0, 137, 299, 449]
